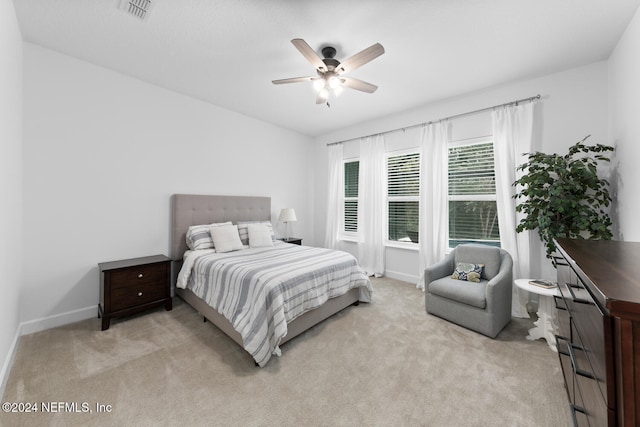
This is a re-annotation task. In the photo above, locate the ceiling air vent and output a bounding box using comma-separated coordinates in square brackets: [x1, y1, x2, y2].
[119, 0, 153, 21]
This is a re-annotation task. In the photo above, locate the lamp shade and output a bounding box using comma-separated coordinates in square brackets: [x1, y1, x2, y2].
[278, 208, 297, 223]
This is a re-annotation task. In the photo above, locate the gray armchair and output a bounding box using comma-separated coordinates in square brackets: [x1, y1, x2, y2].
[424, 244, 513, 338]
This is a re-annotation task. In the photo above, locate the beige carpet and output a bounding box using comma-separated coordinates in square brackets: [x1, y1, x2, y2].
[1, 277, 571, 427]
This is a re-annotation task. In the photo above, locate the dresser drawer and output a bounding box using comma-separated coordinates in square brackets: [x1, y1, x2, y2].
[566, 328, 608, 426]
[567, 279, 608, 404]
[571, 363, 589, 427]
[561, 280, 592, 315]
[555, 257, 573, 290]
[554, 294, 570, 339]
[574, 353, 608, 427]
[110, 280, 167, 312]
[109, 263, 166, 290]
[556, 336, 576, 404]
[570, 405, 589, 427]
[570, 321, 595, 383]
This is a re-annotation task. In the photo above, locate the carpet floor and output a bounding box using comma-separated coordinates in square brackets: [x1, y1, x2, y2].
[1, 277, 572, 426]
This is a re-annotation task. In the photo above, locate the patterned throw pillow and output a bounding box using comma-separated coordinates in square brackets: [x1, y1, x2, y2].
[451, 262, 485, 283]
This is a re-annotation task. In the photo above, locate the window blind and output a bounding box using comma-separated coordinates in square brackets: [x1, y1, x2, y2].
[387, 152, 420, 242]
[448, 143, 496, 195]
[448, 142, 500, 247]
[344, 161, 359, 232]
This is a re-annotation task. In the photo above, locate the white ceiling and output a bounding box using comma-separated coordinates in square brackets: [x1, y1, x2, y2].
[13, 0, 640, 137]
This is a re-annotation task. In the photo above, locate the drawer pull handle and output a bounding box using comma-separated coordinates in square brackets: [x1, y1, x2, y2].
[555, 335, 571, 356]
[552, 257, 569, 267]
[138, 273, 144, 278]
[553, 295, 567, 311]
[565, 282, 594, 306]
[570, 404, 586, 425]
[138, 292, 143, 297]
[566, 339, 596, 380]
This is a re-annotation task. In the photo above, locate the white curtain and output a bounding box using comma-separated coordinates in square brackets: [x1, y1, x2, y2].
[417, 121, 451, 289]
[492, 102, 534, 318]
[324, 143, 343, 250]
[357, 135, 386, 277]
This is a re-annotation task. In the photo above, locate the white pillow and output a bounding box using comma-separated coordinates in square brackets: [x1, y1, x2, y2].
[237, 221, 274, 245]
[186, 221, 232, 250]
[209, 224, 244, 253]
[248, 224, 274, 248]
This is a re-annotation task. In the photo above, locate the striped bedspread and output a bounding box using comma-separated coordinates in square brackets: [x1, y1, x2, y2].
[177, 242, 372, 366]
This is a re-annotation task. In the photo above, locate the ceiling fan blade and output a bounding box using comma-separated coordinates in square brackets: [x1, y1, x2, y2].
[341, 77, 378, 93]
[291, 38, 327, 72]
[336, 43, 385, 74]
[272, 76, 316, 85]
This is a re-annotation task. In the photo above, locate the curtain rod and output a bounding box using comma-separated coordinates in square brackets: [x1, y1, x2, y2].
[326, 94, 541, 146]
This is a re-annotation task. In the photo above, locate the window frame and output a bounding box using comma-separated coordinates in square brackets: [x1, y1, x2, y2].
[342, 158, 359, 240]
[385, 149, 421, 247]
[447, 136, 500, 249]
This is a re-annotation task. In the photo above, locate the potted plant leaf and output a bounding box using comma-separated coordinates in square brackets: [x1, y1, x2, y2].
[513, 136, 614, 259]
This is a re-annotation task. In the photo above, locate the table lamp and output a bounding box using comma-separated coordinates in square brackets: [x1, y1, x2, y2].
[278, 208, 297, 240]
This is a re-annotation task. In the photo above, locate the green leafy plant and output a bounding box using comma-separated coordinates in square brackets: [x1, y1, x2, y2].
[513, 136, 614, 259]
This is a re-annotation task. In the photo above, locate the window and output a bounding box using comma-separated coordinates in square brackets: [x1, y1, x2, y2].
[448, 140, 500, 248]
[387, 152, 420, 243]
[344, 160, 359, 233]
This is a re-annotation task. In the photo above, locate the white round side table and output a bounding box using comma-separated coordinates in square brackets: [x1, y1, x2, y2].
[514, 279, 559, 352]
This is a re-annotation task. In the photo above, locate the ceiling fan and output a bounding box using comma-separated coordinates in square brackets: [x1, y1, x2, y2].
[272, 39, 385, 105]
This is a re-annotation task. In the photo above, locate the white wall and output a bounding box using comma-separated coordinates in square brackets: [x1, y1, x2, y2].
[0, 0, 23, 396]
[21, 43, 314, 327]
[609, 7, 640, 241]
[9, 4, 637, 385]
[313, 61, 610, 283]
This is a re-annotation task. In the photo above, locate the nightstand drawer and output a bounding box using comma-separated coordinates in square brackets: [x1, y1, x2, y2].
[280, 237, 302, 245]
[109, 263, 166, 290]
[110, 281, 167, 311]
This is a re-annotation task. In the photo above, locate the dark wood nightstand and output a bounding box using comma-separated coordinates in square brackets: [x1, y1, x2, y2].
[98, 254, 172, 330]
[280, 237, 302, 245]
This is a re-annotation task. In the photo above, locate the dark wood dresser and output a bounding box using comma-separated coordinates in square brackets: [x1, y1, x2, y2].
[554, 238, 640, 426]
[99, 254, 172, 330]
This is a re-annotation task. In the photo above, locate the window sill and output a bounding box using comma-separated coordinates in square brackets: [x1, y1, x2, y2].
[340, 235, 357, 244]
[385, 241, 419, 251]
[338, 237, 419, 252]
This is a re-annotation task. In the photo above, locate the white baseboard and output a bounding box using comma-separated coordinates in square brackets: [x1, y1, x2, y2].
[0, 305, 97, 398]
[384, 270, 420, 285]
[19, 305, 98, 336]
[0, 328, 20, 400]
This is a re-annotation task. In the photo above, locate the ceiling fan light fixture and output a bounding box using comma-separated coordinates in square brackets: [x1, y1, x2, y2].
[327, 75, 341, 90]
[318, 87, 330, 99]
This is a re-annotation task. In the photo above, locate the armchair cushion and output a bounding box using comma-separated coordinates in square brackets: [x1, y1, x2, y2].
[428, 277, 487, 309]
[454, 244, 501, 280]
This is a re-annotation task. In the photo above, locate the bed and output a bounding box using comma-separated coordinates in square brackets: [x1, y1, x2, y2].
[170, 194, 372, 366]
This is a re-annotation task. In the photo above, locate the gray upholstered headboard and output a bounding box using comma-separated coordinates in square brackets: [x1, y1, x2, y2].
[170, 194, 271, 261]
